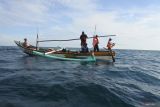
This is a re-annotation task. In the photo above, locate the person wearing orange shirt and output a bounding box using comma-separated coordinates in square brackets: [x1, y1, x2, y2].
[93, 35, 99, 52]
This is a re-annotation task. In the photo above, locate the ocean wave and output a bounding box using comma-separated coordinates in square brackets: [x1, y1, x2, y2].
[0, 79, 135, 107]
[0, 47, 160, 107]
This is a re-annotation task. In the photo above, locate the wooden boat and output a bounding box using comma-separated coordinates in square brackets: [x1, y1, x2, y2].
[14, 40, 115, 62]
[14, 41, 96, 62]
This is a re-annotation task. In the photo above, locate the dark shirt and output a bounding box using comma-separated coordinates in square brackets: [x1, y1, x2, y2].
[80, 34, 88, 46]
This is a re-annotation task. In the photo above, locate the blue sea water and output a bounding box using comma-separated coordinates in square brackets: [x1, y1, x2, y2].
[0, 46, 160, 107]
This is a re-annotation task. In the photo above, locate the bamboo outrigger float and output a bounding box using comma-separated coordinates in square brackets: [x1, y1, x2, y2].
[14, 34, 116, 62]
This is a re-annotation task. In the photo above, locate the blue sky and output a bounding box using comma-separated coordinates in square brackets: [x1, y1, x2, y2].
[0, 0, 160, 50]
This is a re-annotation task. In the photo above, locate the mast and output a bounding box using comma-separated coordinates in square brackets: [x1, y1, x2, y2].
[94, 25, 97, 36]
[36, 33, 39, 50]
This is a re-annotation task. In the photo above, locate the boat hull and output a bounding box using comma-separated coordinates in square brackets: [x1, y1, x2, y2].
[14, 41, 96, 62]
[14, 41, 115, 61]
[52, 51, 115, 61]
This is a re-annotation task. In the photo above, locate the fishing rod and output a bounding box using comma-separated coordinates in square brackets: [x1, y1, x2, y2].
[38, 35, 116, 42]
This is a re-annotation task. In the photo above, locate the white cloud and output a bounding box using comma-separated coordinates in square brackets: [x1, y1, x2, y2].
[0, 0, 56, 26]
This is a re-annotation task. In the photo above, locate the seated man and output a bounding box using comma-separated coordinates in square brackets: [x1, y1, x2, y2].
[23, 38, 30, 48]
[22, 38, 36, 50]
[81, 43, 89, 52]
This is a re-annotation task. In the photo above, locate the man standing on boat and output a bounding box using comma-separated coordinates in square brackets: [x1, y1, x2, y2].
[107, 38, 115, 50]
[93, 35, 99, 52]
[106, 38, 115, 62]
[80, 31, 88, 52]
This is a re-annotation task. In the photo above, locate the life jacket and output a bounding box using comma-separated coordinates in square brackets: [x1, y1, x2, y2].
[93, 37, 99, 46]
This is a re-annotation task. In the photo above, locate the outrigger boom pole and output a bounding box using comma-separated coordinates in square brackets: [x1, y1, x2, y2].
[37, 35, 116, 42]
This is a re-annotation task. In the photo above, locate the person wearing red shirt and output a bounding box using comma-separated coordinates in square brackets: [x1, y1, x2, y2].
[93, 35, 99, 52]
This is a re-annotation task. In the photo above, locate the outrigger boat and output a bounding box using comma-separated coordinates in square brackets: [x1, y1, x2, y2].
[14, 35, 116, 62]
[14, 41, 96, 62]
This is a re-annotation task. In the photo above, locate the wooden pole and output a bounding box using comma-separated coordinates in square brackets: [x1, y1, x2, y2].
[109, 49, 115, 62]
[103, 47, 115, 62]
[36, 33, 39, 50]
[37, 35, 116, 42]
